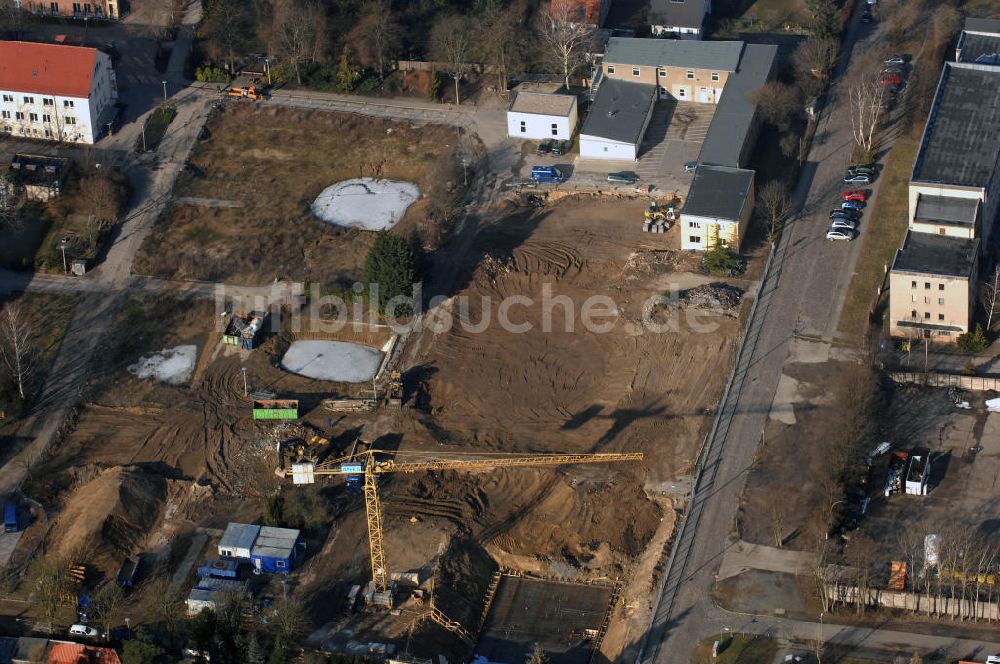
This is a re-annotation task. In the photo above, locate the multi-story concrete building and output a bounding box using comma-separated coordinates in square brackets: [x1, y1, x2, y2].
[0, 41, 117, 144]
[889, 231, 979, 341]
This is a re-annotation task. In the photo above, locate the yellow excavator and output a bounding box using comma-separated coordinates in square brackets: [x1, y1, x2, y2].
[278, 448, 642, 606]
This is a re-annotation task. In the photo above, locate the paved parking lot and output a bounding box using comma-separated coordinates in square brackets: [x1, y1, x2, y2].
[636, 101, 713, 190]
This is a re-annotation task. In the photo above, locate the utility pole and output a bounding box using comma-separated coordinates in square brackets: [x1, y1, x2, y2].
[241, 367, 248, 396]
[141, 122, 146, 152]
[58, 237, 69, 274]
[162, 80, 168, 102]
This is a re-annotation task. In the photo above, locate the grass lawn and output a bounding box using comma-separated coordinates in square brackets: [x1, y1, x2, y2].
[836, 136, 918, 341]
[713, 0, 811, 32]
[137, 105, 177, 153]
[692, 634, 779, 664]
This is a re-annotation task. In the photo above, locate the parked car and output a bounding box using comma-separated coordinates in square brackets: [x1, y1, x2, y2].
[831, 209, 861, 220]
[842, 199, 865, 210]
[844, 173, 873, 184]
[830, 218, 858, 230]
[536, 140, 553, 155]
[3, 503, 16, 533]
[843, 190, 867, 202]
[880, 73, 903, 85]
[884, 55, 907, 65]
[69, 624, 100, 638]
[827, 228, 857, 241]
[550, 139, 572, 156]
[530, 166, 565, 184]
[882, 64, 904, 74]
[683, 161, 699, 173]
[848, 164, 876, 175]
[607, 172, 639, 184]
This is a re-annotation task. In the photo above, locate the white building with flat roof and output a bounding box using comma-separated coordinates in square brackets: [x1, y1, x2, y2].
[0, 41, 117, 144]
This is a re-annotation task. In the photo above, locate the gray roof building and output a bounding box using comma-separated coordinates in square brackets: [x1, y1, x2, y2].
[603, 37, 743, 71]
[697, 43, 778, 168]
[508, 91, 577, 117]
[958, 17, 1000, 64]
[912, 62, 1000, 187]
[251, 526, 300, 560]
[683, 166, 755, 220]
[913, 194, 980, 227]
[891, 231, 978, 278]
[580, 77, 657, 144]
[649, 0, 708, 30]
[218, 522, 260, 559]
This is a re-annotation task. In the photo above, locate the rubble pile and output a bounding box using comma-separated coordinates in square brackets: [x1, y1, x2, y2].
[681, 283, 744, 311]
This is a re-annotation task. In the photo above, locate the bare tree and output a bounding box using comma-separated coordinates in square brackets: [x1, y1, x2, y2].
[0, 172, 18, 232]
[90, 583, 125, 636]
[272, 0, 324, 86]
[430, 14, 475, 105]
[361, 0, 400, 82]
[0, 301, 36, 401]
[770, 504, 786, 548]
[795, 37, 838, 97]
[848, 75, 885, 158]
[26, 555, 71, 632]
[0, 0, 35, 40]
[536, 2, 595, 91]
[757, 180, 793, 243]
[748, 81, 801, 130]
[477, 0, 527, 94]
[269, 597, 307, 646]
[981, 266, 1000, 331]
[199, 0, 251, 73]
[78, 175, 123, 230]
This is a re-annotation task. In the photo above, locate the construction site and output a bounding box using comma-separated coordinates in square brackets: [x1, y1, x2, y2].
[4, 188, 747, 661]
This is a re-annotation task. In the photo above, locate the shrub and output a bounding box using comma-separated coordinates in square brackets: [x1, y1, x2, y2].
[957, 323, 989, 353]
[195, 65, 229, 83]
[702, 244, 740, 275]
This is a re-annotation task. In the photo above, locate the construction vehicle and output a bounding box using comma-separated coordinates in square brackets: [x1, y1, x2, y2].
[643, 201, 676, 234]
[387, 371, 403, 408]
[293, 434, 329, 462]
[227, 75, 265, 101]
[278, 448, 642, 607]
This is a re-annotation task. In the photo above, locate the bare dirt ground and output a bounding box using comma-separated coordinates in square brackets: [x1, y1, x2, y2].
[133, 105, 461, 287]
[293, 197, 744, 660]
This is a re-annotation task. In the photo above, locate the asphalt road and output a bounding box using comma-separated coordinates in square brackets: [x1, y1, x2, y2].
[637, 3, 927, 662]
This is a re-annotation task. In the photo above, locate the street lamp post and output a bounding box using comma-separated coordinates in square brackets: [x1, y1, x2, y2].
[58, 237, 69, 274]
[162, 80, 168, 102]
[241, 367, 248, 396]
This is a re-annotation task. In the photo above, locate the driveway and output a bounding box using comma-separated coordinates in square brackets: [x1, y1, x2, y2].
[636, 100, 713, 193]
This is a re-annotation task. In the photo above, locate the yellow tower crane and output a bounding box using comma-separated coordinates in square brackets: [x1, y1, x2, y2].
[279, 448, 643, 600]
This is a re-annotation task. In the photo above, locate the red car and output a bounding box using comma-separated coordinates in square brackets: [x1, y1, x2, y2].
[843, 190, 867, 202]
[880, 73, 903, 85]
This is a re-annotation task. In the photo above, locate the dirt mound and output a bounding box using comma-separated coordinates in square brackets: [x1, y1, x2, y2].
[432, 538, 498, 632]
[50, 465, 168, 563]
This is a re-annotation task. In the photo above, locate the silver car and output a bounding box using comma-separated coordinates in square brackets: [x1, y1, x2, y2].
[827, 228, 856, 241]
[830, 218, 857, 230]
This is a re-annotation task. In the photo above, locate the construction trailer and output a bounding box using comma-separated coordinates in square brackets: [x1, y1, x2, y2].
[217, 523, 260, 560]
[116, 554, 141, 588]
[250, 526, 300, 574]
[186, 577, 246, 615]
[223, 312, 267, 350]
[197, 558, 240, 579]
[252, 399, 298, 420]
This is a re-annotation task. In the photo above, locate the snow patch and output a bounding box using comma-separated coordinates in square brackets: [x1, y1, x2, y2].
[310, 178, 420, 231]
[128, 345, 198, 386]
[281, 340, 384, 382]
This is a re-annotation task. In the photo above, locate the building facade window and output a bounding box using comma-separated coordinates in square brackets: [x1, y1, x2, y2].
[924, 312, 931, 319]
[938, 298, 945, 305]
[65, 117, 76, 125]
[938, 283, 944, 290]
[911, 310, 917, 318]
[924, 282, 930, 289]
[938, 314, 945, 321]
[0, 111, 8, 119]
[42, 97, 53, 106]
[711, 72, 720, 81]
[1, 94, 11, 102]
[519, 120, 525, 133]
[22, 96, 33, 104]
[689, 236, 701, 244]
[911, 295, 916, 302]
[551, 123, 558, 136]
[14, 112, 23, 120]
[607, 65, 615, 75]
[689, 222, 701, 229]
[686, 71, 695, 79]
[63, 100, 74, 108]
[938, 228, 946, 234]
[657, 68, 666, 77]
[632, 67, 640, 77]
[29, 113, 38, 122]
[911, 281, 916, 288]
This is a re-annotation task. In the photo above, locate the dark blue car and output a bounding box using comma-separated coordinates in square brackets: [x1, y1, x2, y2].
[841, 199, 865, 211]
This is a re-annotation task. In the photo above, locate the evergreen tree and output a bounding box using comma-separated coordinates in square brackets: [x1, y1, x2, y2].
[335, 46, 361, 93]
[364, 232, 418, 317]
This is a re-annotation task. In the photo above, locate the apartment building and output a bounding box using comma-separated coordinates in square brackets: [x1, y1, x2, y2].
[601, 37, 742, 103]
[0, 41, 117, 144]
[889, 232, 979, 341]
[17, 0, 119, 18]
